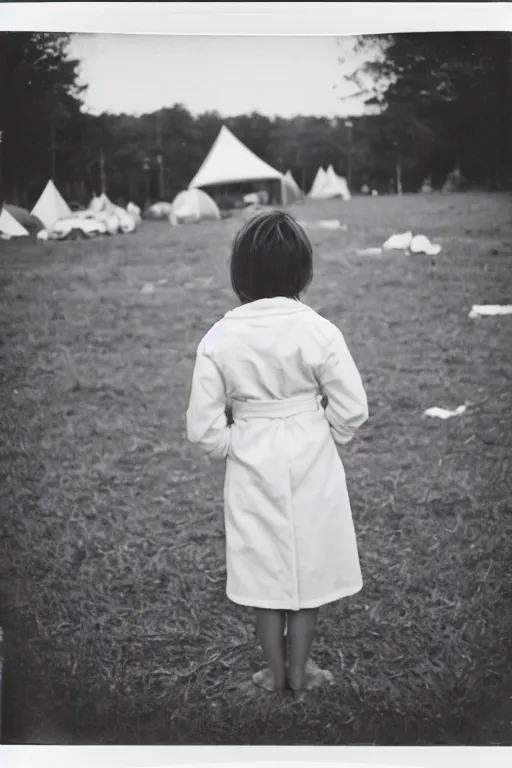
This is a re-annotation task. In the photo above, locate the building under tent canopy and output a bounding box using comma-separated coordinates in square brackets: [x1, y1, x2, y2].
[189, 125, 290, 206]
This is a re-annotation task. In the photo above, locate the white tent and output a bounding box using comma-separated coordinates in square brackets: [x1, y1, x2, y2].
[308, 167, 328, 198]
[326, 165, 351, 201]
[170, 189, 221, 226]
[31, 180, 72, 229]
[281, 170, 303, 205]
[310, 166, 351, 201]
[189, 125, 283, 190]
[0, 207, 29, 238]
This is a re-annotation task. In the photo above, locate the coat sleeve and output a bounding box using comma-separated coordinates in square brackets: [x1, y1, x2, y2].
[317, 327, 369, 445]
[186, 347, 231, 460]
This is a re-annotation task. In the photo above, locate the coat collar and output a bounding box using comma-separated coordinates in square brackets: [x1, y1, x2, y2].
[224, 297, 312, 319]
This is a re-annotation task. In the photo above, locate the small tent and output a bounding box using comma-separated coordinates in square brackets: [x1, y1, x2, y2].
[309, 167, 328, 198]
[31, 180, 72, 229]
[5, 204, 43, 233]
[310, 166, 351, 201]
[189, 125, 284, 201]
[326, 165, 351, 201]
[169, 189, 221, 226]
[281, 170, 303, 205]
[0, 207, 29, 238]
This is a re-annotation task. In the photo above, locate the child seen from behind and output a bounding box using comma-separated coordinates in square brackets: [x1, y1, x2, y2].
[186, 211, 368, 692]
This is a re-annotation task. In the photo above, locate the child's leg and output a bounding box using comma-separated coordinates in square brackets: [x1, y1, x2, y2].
[287, 607, 333, 690]
[252, 608, 287, 691]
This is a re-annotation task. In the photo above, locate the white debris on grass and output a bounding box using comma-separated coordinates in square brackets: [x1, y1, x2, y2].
[141, 282, 156, 295]
[319, 220, 347, 230]
[156, 278, 168, 286]
[423, 405, 467, 420]
[297, 219, 348, 231]
[410, 234, 442, 256]
[382, 231, 442, 255]
[469, 305, 512, 319]
[383, 231, 413, 251]
[356, 247, 384, 256]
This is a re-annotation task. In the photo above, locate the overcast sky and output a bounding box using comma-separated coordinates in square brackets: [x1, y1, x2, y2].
[67, 34, 376, 118]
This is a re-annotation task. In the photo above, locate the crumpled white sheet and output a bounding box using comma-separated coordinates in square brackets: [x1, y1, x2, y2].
[424, 405, 467, 419]
[382, 231, 441, 255]
[383, 231, 413, 251]
[410, 234, 442, 256]
[469, 304, 512, 319]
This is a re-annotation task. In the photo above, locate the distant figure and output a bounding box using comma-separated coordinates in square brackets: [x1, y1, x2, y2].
[371, 189, 379, 197]
[186, 211, 368, 693]
[361, 184, 370, 195]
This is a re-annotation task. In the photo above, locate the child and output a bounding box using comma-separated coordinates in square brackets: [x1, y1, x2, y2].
[186, 211, 368, 692]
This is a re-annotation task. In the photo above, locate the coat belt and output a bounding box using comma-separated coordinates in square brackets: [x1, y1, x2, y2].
[231, 394, 322, 420]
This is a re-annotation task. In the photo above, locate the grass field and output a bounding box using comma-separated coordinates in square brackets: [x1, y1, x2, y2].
[1, 193, 511, 745]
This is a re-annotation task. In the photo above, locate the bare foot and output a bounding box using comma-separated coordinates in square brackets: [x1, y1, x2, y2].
[252, 668, 286, 692]
[288, 660, 334, 691]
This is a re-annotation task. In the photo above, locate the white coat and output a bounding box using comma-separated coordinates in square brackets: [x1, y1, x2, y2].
[186, 297, 368, 611]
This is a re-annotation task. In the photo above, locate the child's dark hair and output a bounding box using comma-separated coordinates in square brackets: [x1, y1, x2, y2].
[230, 210, 313, 304]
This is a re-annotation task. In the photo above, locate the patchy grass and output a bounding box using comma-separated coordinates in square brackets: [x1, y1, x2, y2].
[1, 192, 511, 745]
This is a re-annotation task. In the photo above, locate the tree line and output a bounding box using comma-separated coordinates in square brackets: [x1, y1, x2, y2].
[1, 31, 510, 210]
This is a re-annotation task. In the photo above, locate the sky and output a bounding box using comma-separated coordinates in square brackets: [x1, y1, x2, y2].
[67, 34, 376, 119]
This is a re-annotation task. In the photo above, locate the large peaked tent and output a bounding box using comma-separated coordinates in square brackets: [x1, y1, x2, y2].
[0, 207, 29, 238]
[31, 180, 72, 229]
[189, 125, 283, 191]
